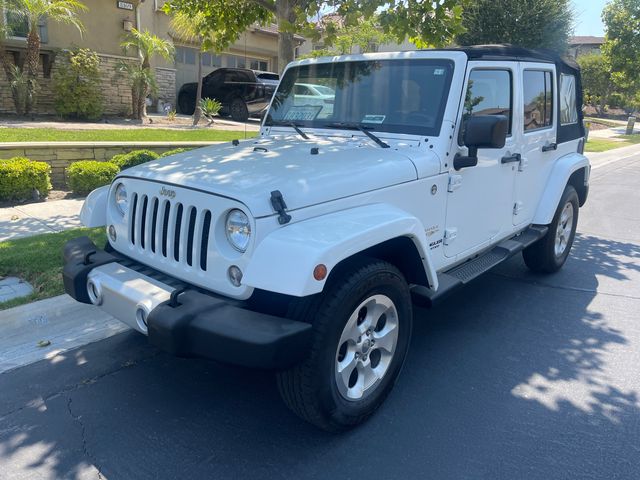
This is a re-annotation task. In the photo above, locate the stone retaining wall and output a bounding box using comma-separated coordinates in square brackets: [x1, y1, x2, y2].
[0, 142, 215, 189]
[0, 53, 176, 117]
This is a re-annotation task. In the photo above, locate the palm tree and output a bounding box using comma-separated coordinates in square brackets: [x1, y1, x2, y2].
[121, 28, 174, 119]
[5, 0, 86, 114]
[170, 11, 218, 126]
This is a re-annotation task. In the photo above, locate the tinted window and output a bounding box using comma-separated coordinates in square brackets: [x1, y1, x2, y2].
[523, 70, 553, 131]
[560, 74, 578, 125]
[257, 73, 279, 81]
[462, 69, 512, 138]
[266, 59, 454, 137]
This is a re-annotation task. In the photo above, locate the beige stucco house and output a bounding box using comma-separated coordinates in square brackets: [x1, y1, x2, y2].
[1, 0, 297, 116]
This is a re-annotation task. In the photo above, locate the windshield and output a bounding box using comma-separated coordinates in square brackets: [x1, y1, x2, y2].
[265, 59, 454, 136]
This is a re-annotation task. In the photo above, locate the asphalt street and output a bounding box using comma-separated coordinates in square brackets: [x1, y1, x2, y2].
[1, 154, 639, 479]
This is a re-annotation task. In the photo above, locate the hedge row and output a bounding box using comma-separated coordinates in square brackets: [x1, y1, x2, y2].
[1, 149, 195, 201]
[65, 148, 192, 195]
[0, 157, 52, 202]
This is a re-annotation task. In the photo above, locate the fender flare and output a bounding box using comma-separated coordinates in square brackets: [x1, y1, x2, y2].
[532, 153, 590, 225]
[243, 204, 438, 297]
[79, 185, 109, 228]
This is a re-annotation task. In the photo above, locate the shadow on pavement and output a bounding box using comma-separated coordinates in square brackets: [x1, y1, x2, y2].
[0, 233, 639, 479]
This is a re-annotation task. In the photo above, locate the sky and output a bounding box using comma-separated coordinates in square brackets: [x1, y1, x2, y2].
[571, 0, 608, 36]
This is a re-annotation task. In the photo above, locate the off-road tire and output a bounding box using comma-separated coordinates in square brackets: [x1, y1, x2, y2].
[276, 257, 412, 432]
[523, 184, 579, 273]
[229, 98, 249, 122]
[178, 94, 195, 115]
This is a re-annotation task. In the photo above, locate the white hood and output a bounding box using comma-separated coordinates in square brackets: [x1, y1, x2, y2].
[122, 135, 433, 217]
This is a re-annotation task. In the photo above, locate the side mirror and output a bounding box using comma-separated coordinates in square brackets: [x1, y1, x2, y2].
[454, 115, 509, 170]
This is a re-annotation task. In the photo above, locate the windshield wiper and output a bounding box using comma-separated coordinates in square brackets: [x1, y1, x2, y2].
[268, 120, 309, 140]
[322, 122, 390, 149]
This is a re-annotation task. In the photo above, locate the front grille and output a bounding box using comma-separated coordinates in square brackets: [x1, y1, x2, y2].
[129, 192, 212, 271]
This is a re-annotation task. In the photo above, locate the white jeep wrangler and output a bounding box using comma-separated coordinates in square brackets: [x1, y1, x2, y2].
[63, 46, 590, 431]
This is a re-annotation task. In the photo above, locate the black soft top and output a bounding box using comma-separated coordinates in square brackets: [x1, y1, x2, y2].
[428, 44, 585, 144]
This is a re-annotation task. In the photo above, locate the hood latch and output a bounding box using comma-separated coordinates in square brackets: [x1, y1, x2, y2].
[270, 190, 292, 225]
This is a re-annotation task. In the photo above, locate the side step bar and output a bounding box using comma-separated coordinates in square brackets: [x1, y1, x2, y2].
[411, 225, 548, 307]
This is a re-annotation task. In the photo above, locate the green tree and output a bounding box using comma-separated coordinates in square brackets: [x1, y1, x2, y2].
[169, 10, 230, 125]
[456, 0, 574, 53]
[302, 16, 394, 57]
[163, 0, 466, 73]
[53, 48, 103, 120]
[602, 0, 640, 96]
[120, 28, 174, 120]
[2, 0, 86, 114]
[578, 53, 615, 116]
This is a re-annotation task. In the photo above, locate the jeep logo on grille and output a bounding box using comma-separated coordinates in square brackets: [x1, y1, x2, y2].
[159, 186, 176, 199]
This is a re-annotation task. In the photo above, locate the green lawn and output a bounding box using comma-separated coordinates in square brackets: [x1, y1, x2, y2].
[584, 117, 623, 128]
[585, 138, 633, 152]
[0, 128, 257, 143]
[0, 227, 106, 310]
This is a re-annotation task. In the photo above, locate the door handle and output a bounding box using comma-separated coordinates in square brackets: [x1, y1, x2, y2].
[501, 153, 521, 164]
[542, 143, 558, 152]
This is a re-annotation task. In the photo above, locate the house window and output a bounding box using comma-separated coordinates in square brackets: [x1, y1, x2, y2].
[4, 9, 29, 38]
[523, 70, 553, 131]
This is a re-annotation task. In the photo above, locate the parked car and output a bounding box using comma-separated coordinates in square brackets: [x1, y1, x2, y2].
[293, 82, 335, 117]
[178, 67, 279, 121]
[63, 46, 589, 432]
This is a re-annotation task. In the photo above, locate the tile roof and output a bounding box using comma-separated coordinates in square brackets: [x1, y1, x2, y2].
[569, 36, 605, 45]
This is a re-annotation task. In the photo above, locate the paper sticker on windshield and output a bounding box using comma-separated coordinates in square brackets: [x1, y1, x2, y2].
[284, 105, 322, 121]
[362, 114, 386, 124]
[434, 68, 445, 76]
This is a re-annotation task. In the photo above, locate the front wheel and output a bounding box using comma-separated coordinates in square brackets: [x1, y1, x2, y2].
[523, 184, 579, 273]
[277, 258, 412, 432]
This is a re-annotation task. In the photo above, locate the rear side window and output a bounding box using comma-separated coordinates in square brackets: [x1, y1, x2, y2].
[523, 70, 553, 131]
[460, 69, 512, 143]
[257, 73, 279, 81]
[560, 74, 578, 125]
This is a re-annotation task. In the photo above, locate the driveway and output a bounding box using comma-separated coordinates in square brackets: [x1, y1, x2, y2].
[0, 154, 639, 479]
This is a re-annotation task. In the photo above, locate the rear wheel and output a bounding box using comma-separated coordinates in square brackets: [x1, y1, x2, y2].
[523, 185, 579, 273]
[178, 94, 195, 115]
[229, 98, 249, 122]
[276, 258, 412, 432]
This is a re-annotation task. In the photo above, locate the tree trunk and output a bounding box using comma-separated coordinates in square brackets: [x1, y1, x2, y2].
[24, 28, 41, 115]
[192, 49, 203, 126]
[139, 82, 148, 119]
[131, 82, 139, 119]
[276, 0, 296, 73]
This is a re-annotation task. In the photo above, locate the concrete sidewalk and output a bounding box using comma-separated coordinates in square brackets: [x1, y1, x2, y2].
[0, 295, 128, 374]
[0, 198, 84, 242]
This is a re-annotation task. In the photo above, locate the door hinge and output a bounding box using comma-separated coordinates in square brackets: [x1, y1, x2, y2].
[444, 228, 457, 245]
[448, 174, 462, 192]
[513, 201, 523, 216]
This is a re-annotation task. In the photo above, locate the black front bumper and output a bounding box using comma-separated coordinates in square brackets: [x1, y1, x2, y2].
[62, 237, 312, 369]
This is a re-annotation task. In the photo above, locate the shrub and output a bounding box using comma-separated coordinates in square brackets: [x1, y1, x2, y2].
[67, 161, 120, 196]
[0, 157, 51, 202]
[200, 97, 222, 125]
[110, 149, 160, 170]
[53, 48, 104, 121]
[160, 148, 193, 157]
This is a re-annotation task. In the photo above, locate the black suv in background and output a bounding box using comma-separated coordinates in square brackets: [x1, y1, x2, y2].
[178, 68, 279, 122]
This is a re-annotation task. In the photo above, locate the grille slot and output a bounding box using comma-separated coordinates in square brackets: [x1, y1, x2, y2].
[200, 211, 212, 271]
[139, 195, 148, 249]
[128, 190, 211, 271]
[150, 198, 159, 253]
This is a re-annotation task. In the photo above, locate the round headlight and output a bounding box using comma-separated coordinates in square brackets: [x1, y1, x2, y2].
[114, 183, 128, 215]
[225, 209, 251, 252]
